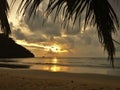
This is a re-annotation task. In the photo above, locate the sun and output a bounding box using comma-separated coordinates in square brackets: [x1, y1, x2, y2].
[50, 45, 61, 53]
[45, 44, 68, 53]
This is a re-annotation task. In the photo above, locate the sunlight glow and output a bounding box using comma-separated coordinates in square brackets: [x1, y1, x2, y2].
[16, 40, 43, 48]
[44, 44, 68, 53]
[16, 40, 68, 54]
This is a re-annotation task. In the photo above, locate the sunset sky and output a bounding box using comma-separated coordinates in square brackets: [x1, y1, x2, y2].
[7, 0, 120, 57]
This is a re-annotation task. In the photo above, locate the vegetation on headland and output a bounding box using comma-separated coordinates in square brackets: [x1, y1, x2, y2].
[0, 34, 34, 58]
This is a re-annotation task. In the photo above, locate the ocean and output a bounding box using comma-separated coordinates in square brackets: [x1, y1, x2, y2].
[0, 57, 120, 76]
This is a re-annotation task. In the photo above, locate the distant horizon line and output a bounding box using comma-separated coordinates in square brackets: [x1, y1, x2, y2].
[35, 56, 120, 59]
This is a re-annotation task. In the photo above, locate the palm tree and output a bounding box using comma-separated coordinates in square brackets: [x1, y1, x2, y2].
[0, 0, 11, 37]
[0, 0, 119, 66]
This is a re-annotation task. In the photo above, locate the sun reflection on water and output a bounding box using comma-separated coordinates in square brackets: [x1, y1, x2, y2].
[50, 65, 61, 72]
[50, 58, 60, 72]
[52, 58, 58, 64]
[30, 58, 69, 72]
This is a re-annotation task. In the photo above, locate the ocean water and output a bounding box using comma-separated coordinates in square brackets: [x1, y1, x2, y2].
[0, 57, 120, 76]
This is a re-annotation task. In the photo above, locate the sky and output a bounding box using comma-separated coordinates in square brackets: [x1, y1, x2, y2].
[7, 0, 120, 57]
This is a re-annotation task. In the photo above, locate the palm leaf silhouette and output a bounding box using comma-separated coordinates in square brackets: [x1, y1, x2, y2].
[1, 0, 120, 66]
[46, 0, 119, 66]
[0, 0, 11, 37]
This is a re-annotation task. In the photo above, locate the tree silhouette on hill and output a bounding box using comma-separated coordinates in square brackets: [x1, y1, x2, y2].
[0, 34, 34, 58]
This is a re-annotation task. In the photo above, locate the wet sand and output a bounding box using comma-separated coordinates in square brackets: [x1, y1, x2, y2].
[0, 68, 120, 90]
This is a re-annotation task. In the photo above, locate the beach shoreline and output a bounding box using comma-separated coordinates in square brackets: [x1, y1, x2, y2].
[0, 68, 120, 90]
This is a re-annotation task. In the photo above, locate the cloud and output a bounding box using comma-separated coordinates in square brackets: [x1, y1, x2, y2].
[12, 28, 26, 40]
[10, 9, 105, 57]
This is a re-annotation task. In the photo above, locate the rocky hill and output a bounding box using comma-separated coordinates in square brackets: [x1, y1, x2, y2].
[0, 34, 34, 58]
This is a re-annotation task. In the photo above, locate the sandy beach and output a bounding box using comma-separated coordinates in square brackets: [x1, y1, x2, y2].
[0, 68, 120, 90]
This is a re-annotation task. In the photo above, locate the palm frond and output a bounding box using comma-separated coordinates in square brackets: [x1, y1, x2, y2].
[17, 0, 43, 19]
[17, 0, 119, 66]
[46, 0, 119, 66]
[89, 0, 119, 66]
[10, 0, 17, 8]
[0, 0, 11, 37]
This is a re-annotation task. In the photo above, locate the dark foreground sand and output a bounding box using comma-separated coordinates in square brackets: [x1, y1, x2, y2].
[0, 68, 120, 90]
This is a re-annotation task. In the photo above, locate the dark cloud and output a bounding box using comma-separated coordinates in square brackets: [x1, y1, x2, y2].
[23, 9, 62, 40]
[12, 28, 26, 40]
[25, 34, 48, 42]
